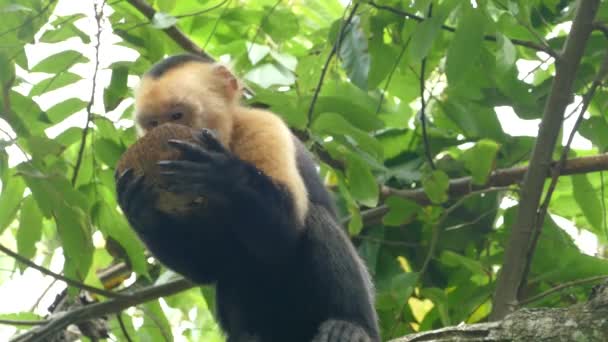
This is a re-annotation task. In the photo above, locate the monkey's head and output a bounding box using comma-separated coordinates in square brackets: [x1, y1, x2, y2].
[134, 54, 242, 147]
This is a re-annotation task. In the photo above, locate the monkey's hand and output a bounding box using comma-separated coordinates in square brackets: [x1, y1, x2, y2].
[158, 128, 300, 262]
[157, 128, 251, 200]
[311, 320, 373, 342]
[115, 168, 165, 232]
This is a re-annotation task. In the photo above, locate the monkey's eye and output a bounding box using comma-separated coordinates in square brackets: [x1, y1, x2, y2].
[149, 120, 159, 127]
[170, 112, 183, 120]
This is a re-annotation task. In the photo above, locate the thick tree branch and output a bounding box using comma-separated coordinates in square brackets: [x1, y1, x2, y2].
[391, 279, 608, 341]
[490, 0, 600, 321]
[382, 153, 608, 205]
[11, 279, 194, 342]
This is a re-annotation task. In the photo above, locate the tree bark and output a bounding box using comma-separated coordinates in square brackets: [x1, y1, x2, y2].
[391, 282, 608, 342]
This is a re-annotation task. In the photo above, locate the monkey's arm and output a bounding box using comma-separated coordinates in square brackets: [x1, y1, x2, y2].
[157, 129, 301, 263]
[116, 169, 222, 283]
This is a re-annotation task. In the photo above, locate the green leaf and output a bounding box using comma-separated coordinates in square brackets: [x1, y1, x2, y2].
[16, 196, 43, 272]
[347, 205, 363, 235]
[462, 139, 500, 185]
[446, 7, 485, 84]
[40, 15, 90, 43]
[0, 175, 25, 234]
[312, 112, 383, 160]
[103, 66, 129, 112]
[383, 196, 420, 227]
[262, 8, 299, 43]
[408, 0, 459, 62]
[421, 288, 451, 326]
[46, 98, 87, 124]
[345, 154, 379, 207]
[92, 202, 148, 277]
[572, 175, 604, 235]
[54, 204, 93, 280]
[0, 53, 16, 85]
[495, 33, 516, 74]
[440, 250, 486, 275]
[138, 301, 173, 341]
[31, 50, 89, 73]
[408, 16, 443, 62]
[29, 72, 82, 97]
[20, 166, 90, 218]
[376, 272, 417, 310]
[0, 312, 43, 324]
[422, 170, 449, 204]
[23, 136, 64, 158]
[157, 0, 177, 13]
[338, 16, 369, 90]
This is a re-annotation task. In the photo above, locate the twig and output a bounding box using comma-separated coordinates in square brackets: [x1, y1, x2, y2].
[246, 0, 281, 56]
[520, 275, 608, 305]
[116, 313, 134, 342]
[306, 2, 360, 128]
[519, 51, 608, 297]
[0, 243, 126, 299]
[11, 279, 193, 342]
[374, 39, 409, 114]
[366, 1, 559, 59]
[419, 4, 435, 170]
[593, 22, 608, 38]
[203, 0, 231, 49]
[30, 279, 58, 312]
[72, 2, 104, 186]
[490, 0, 600, 321]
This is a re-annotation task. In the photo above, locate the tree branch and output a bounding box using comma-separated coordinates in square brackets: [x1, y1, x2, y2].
[382, 153, 608, 205]
[391, 279, 608, 341]
[0, 243, 126, 299]
[490, 0, 600, 321]
[520, 51, 608, 299]
[11, 279, 194, 342]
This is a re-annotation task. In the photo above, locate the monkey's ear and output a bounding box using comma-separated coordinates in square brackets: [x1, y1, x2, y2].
[212, 64, 240, 101]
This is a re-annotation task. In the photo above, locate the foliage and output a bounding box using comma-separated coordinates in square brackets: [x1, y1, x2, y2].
[0, 0, 607, 341]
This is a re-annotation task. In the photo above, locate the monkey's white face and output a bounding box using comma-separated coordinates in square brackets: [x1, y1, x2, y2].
[133, 61, 239, 146]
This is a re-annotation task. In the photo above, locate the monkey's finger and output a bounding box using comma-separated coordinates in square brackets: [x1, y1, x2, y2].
[116, 168, 135, 201]
[198, 129, 227, 153]
[157, 160, 215, 173]
[119, 174, 144, 210]
[166, 140, 216, 162]
[159, 169, 226, 191]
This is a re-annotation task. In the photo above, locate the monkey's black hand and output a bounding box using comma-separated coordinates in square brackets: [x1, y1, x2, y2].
[115, 168, 164, 232]
[157, 129, 248, 198]
[311, 320, 373, 342]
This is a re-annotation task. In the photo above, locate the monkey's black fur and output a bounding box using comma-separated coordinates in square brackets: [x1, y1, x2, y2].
[116, 129, 379, 342]
[145, 53, 208, 79]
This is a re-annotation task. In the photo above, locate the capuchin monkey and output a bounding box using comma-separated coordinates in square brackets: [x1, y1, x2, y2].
[115, 54, 380, 342]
